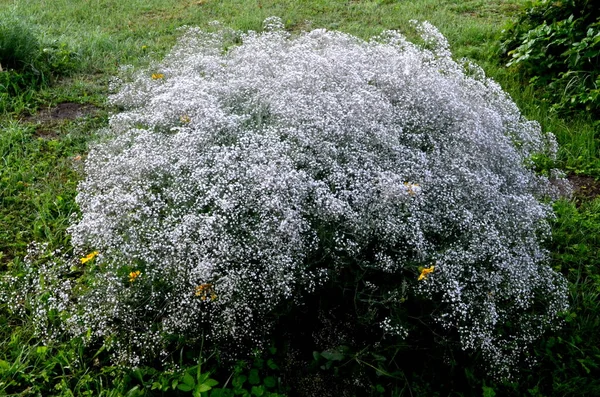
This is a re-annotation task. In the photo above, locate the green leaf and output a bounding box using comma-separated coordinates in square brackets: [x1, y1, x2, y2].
[198, 383, 213, 392]
[198, 371, 210, 383]
[36, 346, 48, 355]
[251, 385, 265, 396]
[151, 381, 163, 391]
[321, 349, 344, 361]
[248, 369, 260, 385]
[125, 386, 145, 397]
[232, 374, 247, 389]
[578, 359, 592, 374]
[183, 372, 196, 387]
[178, 383, 194, 392]
[371, 353, 386, 362]
[266, 359, 279, 370]
[263, 376, 276, 388]
[205, 378, 219, 387]
[482, 386, 496, 397]
[0, 360, 10, 371]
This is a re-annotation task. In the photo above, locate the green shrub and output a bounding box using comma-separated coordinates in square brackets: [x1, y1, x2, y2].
[500, 0, 600, 116]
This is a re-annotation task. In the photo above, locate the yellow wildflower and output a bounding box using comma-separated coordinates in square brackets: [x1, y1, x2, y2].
[129, 270, 141, 283]
[404, 182, 421, 196]
[151, 73, 165, 80]
[80, 251, 99, 264]
[180, 115, 191, 124]
[418, 265, 435, 281]
[195, 283, 217, 301]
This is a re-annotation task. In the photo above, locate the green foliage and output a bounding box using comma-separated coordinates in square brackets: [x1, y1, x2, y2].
[478, 199, 600, 396]
[0, 316, 117, 397]
[115, 346, 287, 397]
[525, 199, 600, 396]
[0, 15, 43, 112]
[500, 0, 600, 116]
[0, 119, 95, 265]
[0, 15, 40, 72]
[0, 12, 80, 113]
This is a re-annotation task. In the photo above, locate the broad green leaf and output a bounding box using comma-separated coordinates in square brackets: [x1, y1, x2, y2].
[205, 378, 219, 387]
[198, 383, 213, 392]
[183, 372, 196, 387]
[232, 374, 247, 389]
[178, 383, 194, 392]
[248, 369, 260, 385]
[321, 349, 344, 361]
[263, 376, 276, 388]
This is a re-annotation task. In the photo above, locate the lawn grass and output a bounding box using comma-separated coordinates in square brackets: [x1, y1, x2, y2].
[1, 0, 599, 395]
[4, 0, 524, 70]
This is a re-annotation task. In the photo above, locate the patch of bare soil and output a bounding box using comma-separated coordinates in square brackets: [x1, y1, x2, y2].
[24, 102, 99, 124]
[568, 174, 600, 203]
[21, 102, 100, 138]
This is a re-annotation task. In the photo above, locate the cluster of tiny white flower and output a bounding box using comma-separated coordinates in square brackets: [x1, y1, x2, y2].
[18, 18, 567, 375]
[380, 317, 409, 339]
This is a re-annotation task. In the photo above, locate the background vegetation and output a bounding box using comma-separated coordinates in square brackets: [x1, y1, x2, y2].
[0, 0, 598, 395]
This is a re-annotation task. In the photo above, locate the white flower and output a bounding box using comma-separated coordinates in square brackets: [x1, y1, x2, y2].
[33, 17, 568, 376]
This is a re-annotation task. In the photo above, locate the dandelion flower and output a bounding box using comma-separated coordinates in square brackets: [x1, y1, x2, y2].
[195, 283, 216, 301]
[151, 73, 164, 80]
[404, 182, 421, 196]
[418, 266, 435, 281]
[80, 251, 98, 264]
[129, 270, 141, 282]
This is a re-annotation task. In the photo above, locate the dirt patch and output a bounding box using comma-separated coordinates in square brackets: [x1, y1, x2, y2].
[23, 102, 99, 124]
[21, 102, 100, 139]
[568, 174, 600, 203]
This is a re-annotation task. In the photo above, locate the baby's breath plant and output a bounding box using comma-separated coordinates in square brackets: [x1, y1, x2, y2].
[13, 18, 568, 378]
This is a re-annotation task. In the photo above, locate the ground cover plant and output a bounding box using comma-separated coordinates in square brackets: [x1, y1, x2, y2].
[1, 1, 600, 396]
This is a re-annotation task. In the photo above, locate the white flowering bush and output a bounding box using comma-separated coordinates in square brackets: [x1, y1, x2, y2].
[7, 18, 569, 377]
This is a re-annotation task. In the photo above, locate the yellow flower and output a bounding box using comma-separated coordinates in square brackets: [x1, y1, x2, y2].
[180, 115, 191, 124]
[195, 283, 216, 301]
[151, 73, 164, 80]
[418, 265, 435, 281]
[129, 270, 141, 283]
[80, 251, 99, 264]
[404, 182, 421, 196]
